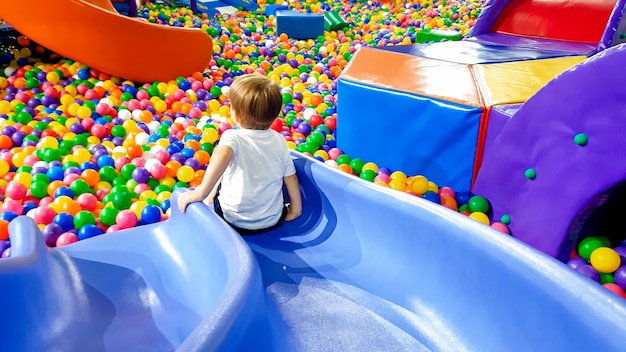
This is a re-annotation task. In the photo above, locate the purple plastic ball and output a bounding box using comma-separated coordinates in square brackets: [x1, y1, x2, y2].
[614, 266, 626, 290]
[184, 158, 200, 171]
[575, 264, 600, 282]
[132, 167, 150, 184]
[42, 223, 64, 247]
[567, 257, 588, 270]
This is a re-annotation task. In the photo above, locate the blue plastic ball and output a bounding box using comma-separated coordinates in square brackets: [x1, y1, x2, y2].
[141, 205, 161, 224]
[77, 224, 104, 240]
[53, 213, 75, 232]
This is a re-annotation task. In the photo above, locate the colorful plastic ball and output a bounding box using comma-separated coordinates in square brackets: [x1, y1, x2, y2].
[603, 283, 626, 298]
[575, 264, 600, 282]
[76, 193, 98, 211]
[614, 266, 626, 289]
[0, 220, 9, 240]
[600, 272, 615, 285]
[56, 232, 79, 247]
[78, 224, 104, 240]
[176, 165, 195, 183]
[409, 175, 429, 195]
[30, 180, 50, 199]
[41, 223, 64, 247]
[467, 196, 489, 213]
[54, 186, 75, 199]
[53, 212, 75, 232]
[116, 210, 138, 229]
[111, 192, 132, 210]
[70, 179, 91, 196]
[490, 222, 510, 234]
[567, 257, 589, 270]
[141, 205, 162, 224]
[469, 212, 490, 225]
[578, 237, 604, 260]
[5, 182, 27, 200]
[1, 199, 23, 215]
[590, 247, 621, 273]
[0, 211, 19, 222]
[33, 205, 56, 225]
[359, 169, 376, 182]
[74, 210, 96, 229]
[422, 191, 441, 204]
[99, 206, 120, 227]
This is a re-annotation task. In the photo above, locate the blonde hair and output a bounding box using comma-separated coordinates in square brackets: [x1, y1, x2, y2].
[229, 74, 283, 130]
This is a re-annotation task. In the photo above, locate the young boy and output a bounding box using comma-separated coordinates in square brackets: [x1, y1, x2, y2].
[177, 74, 303, 234]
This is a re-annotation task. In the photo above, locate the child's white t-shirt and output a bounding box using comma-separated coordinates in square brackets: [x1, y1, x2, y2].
[215, 128, 296, 230]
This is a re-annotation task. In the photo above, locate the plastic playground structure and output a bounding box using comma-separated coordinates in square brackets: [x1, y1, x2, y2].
[1, 0, 626, 350]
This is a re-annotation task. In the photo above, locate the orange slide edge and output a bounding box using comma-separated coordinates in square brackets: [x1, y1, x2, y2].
[0, 0, 213, 83]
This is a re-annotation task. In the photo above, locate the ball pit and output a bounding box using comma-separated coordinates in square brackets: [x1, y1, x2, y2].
[0, 0, 492, 258]
[569, 236, 626, 297]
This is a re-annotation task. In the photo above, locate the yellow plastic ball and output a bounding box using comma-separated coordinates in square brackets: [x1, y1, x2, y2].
[469, 212, 490, 225]
[590, 247, 621, 273]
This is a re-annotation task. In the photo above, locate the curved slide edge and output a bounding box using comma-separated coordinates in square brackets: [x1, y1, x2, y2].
[1, 151, 626, 350]
[0, 0, 213, 83]
[473, 43, 626, 260]
[244, 152, 626, 350]
[0, 192, 269, 351]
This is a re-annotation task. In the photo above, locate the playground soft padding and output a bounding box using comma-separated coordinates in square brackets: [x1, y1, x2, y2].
[471, 0, 626, 52]
[3, 153, 626, 350]
[473, 43, 626, 261]
[337, 45, 584, 190]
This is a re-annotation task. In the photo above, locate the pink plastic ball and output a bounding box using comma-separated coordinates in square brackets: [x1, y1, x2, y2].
[0, 152, 12, 164]
[603, 283, 626, 298]
[39, 196, 54, 206]
[96, 188, 111, 201]
[374, 174, 390, 184]
[490, 222, 510, 234]
[5, 182, 27, 200]
[76, 193, 98, 211]
[131, 157, 146, 168]
[136, 90, 149, 101]
[134, 183, 151, 195]
[63, 173, 80, 185]
[188, 107, 202, 119]
[115, 156, 131, 170]
[107, 224, 122, 233]
[33, 205, 56, 224]
[116, 210, 138, 229]
[154, 150, 170, 164]
[439, 186, 455, 198]
[95, 103, 110, 115]
[2, 198, 23, 214]
[23, 155, 40, 167]
[328, 148, 343, 161]
[56, 232, 79, 247]
[148, 163, 166, 179]
[127, 100, 141, 111]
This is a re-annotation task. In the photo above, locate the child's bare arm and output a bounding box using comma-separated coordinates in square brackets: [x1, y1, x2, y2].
[203, 175, 223, 205]
[283, 173, 302, 221]
[178, 146, 233, 212]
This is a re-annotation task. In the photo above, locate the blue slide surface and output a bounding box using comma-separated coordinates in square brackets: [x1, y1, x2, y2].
[1, 152, 626, 350]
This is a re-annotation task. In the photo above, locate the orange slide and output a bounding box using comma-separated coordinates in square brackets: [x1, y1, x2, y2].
[0, 0, 213, 83]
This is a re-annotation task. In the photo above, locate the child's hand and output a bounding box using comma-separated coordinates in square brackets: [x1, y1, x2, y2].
[284, 204, 302, 222]
[178, 191, 198, 213]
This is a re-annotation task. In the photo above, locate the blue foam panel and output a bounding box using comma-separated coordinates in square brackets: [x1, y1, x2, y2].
[265, 4, 288, 16]
[378, 40, 580, 64]
[276, 10, 324, 40]
[337, 79, 482, 191]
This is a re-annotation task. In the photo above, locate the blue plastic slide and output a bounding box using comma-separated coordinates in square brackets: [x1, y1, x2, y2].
[1, 153, 626, 350]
